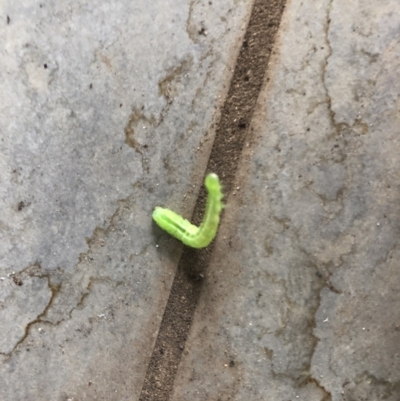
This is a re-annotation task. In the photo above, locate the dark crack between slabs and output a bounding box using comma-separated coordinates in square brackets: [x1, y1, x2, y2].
[294, 242, 349, 399]
[320, 6, 366, 165]
[308, 309, 334, 401]
[0, 271, 119, 359]
[139, 1, 287, 400]
[125, 57, 193, 175]
[0, 189, 147, 357]
[0, 273, 56, 359]
[272, 261, 334, 400]
[321, 0, 337, 135]
[305, 3, 336, 398]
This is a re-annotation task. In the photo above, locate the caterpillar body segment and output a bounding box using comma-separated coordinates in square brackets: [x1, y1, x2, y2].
[152, 173, 224, 248]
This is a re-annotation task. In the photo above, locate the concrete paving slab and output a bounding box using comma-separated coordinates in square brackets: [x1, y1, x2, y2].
[0, 0, 253, 399]
[170, 1, 400, 400]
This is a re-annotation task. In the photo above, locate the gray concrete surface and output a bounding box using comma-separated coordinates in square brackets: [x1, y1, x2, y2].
[170, 1, 400, 400]
[0, 0, 253, 399]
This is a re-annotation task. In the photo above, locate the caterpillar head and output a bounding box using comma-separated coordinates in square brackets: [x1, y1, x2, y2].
[205, 173, 221, 193]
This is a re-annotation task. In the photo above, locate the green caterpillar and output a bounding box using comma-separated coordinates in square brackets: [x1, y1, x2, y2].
[152, 173, 224, 248]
